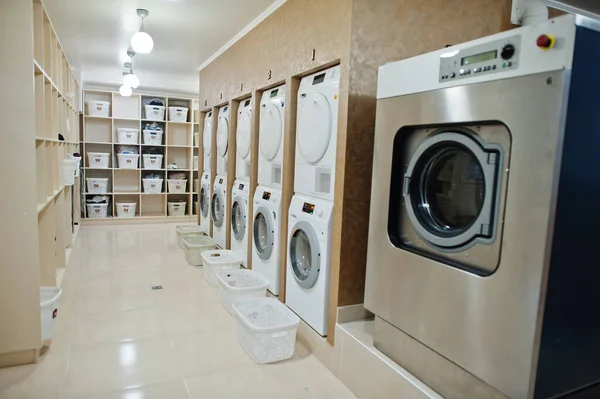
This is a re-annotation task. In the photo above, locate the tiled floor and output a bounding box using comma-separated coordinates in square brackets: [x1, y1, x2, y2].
[0, 224, 356, 399]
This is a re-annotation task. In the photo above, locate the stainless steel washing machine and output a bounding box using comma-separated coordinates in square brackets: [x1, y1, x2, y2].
[365, 15, 600, 399]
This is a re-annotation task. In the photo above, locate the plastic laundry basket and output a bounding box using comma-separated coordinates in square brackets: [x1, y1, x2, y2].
[143, 154, 163, 169]
[143, 178, 163, 193]
[87, 101, 110, 117]
[168, 179, 187, 193]
[145, 105, 165, 121]
[63, 159, 78, 186]
[86, 178, 109, 194]
[182, 235, 219, 266]
[40, 287, 62, 342]
[143, 130, 163, 145]
[232, 297, 300, 364]
[175, 225, 204, 250]
[169, 106, 188, 122]
[116, 202, 137, 218]
[117, 128, 139, 144]
[168, 201, 187, 216]
[87, 152, 110, 168]
[87, 203, 108, 218]
[117, 154, 139, 169]
[217, 269, 269, 315]
[202, 250, 242, 286]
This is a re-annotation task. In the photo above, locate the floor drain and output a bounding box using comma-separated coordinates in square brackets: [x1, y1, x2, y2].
[151, 285, 163, 290]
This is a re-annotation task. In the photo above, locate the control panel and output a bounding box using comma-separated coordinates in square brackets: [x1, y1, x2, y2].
[439, 35, 521, 82]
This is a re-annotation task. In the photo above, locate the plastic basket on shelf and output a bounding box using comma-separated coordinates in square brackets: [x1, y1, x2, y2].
[232, 297, 300, 364]
[86, 178, 109, 194]
[142, 154, 163, 170]
[169, 106, 188, 122]
[73, 156, 82, 176]
[40, 287, 63, 341]
[143, 130, 163, 145]
[202, 250, 242, 286]
[117, 153, 139, 169]
[86, 203, 108, 218]
[175, 225, 204, 250]
[182, 235, 219, 266]
[62, 159, 78, 186]
[168, 179, 187, 193]
[116, 202, 137, 218]
[168, 201, 187, 216]
[87, 152, 110, 169]
[194, 133, 199, 147]
[144, 105, 165, 121]
[87, 101, 110, 117]
[193, 156, 199, 170]
[117, 128, 139, 144]
[217, 269, 269, 315]
[143, 178, 163, 193]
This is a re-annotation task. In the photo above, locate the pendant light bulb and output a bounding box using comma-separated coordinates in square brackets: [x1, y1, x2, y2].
[123, 73, 140, 89]
[131, 31, 153, 54]
[119, 85, 132, 97]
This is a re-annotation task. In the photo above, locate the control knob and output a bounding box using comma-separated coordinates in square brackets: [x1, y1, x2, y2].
[501, 44, 515, 60]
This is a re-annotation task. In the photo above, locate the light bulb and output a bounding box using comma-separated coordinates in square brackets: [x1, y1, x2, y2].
[123, 73, 140, 89]
[119, 85, 132, 97]
[131, 31, 153, 54]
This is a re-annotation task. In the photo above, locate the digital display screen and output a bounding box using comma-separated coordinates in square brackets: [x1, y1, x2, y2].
[313, 73, 326, 85]
[238, 184, 244, 190]
[461, 50, 497, 66]
[244, 100, 250, 106]
[262, 191, 271, 200]
[223, 106, 228, 112]
[219, 179, 223, 184]
[270, 89, 279, 98]
[302, 202, 315, 215]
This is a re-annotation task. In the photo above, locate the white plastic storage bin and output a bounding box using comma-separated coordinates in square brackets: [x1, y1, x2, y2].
[87, 152, 110, 169]
[87, 203, 108, 218]
[117, 128, 139, 144]
[86, 178, 109, 194]
[145, 104, 165, 121]
[117, 154, 139, 169]
[73, 156, 82, 176]
[175, 225, 204, 250]
[87, 101, 110, 117]
[217, 269, 269, 315]
[143, 130, 163, 145]
[169, 106, 189, 122]
[232, 297, 300, 364]
[202, 250, 242, 287]
[168, 179, 187, 193]
[168, 201, 187, 216]
[40, 287, 63, 341]
[116, 202, 137, 218]
[63, 159, 78, 186]
[182, 235, 219, 266]
[143, 178, 163, 193]
[142, 154, 163, 170]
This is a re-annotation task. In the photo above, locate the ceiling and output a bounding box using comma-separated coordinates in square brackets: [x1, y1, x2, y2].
[43, 0, 279, 94]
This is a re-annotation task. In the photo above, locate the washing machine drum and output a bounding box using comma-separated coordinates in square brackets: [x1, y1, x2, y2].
[200, 186, 209, 217]
[259, 102, 282, 161]
[203, 119, 212, 156]
[289, 221, 321, 289]
[297, 92, 332, 164]
[217, 116, 229, 157]
[237, 109, 252, 159]
[211, 189, 225, 227]
[253, 206, 275, 259]
[231, 196, 246, 242]
[403, 131, 501, 249]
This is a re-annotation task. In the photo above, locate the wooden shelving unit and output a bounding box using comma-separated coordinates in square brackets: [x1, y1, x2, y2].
[32, 0, 81, 287]
[82, 90, 199, 223]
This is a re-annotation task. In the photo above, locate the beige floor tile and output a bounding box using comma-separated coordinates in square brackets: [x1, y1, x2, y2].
[80, 379, 190, 399]
[77, 285, 155, 315]
[0, 352, 68, 399]
[64, 337, 180, 399]
[72, 308, 166, 347]
[156, 294, 232, 335]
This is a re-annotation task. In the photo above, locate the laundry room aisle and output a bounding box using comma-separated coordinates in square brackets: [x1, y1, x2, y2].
[0, 224, 355, 399]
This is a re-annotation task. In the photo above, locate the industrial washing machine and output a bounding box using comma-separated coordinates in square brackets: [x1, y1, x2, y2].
[236, 98, 253, 180]
[216, 105, 229, 176]
[211, 175, 227, 248]
[230, 180, 249, 266]
[199, 171, 211, 235]
[365, 15, 600, 399]
[203, 111, 212, 171]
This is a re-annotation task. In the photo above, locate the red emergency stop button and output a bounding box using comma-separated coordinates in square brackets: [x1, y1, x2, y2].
[537, 34, 556, 50]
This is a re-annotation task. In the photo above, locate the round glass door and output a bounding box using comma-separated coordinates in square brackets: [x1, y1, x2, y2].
[297, 92, 332, 164]
[259, 103, 282, 161]
[200, 187, 209, 217]
[211, 191, 225, 227]
[253, 206, 274, 259]
[237, 109, 252, 159]
[203, 119, 212, 156]
[217, 116, 229, 157]
[289, 221, 321, 289]
[231, 197, 246, 242]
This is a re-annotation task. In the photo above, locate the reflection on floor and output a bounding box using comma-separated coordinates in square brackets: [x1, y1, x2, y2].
[0, 223, 355, 399]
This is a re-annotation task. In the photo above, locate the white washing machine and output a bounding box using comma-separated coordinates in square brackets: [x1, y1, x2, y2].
[294, 65, 340, 201]
[230, 179, 250, 266]
[211, 175, 228, 248]
[286, 194, 333, 336]
[251, 185, 282, 295]
[236, 99, 252, 180]
[258, 85, 286, 188]
[217, 105, 230, 176]
[199, 171, 211, 235]
[203, 111, 212, 171]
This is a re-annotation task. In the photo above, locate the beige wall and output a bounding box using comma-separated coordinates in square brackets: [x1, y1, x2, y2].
[0, 0, 42, 359]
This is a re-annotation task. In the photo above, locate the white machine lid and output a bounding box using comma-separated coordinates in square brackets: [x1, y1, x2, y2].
[296, 92, 332, 164]
[236, 108, 252, 159]
[203, 120, 212, 156]
[217, 116, 229, 157]
[259, 102, 282, 161]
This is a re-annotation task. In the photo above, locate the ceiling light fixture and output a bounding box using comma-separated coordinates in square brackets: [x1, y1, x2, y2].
[119, 85, 132, 97]
[131, 9, 154, 54]
[123, 62, 140, 89]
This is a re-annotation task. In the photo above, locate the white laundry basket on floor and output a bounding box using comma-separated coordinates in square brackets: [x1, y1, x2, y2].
[182, 235, 219, 266]
[217, 269, 269, 315]
[232, 297, 300, 364]
[40, 287, 63, 341]
[175, 225, 204, 250]
[202, 250, 242, 286]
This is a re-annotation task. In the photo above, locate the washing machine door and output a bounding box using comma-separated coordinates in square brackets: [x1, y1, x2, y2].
[203, 118, 212, 156]
[402, 131, 502, 249]
[259, 102, 282, 161]
[289, 221, 321, 289]
[217, 115, 229, 157]
[211, 189, 225, 227]
[253, 205, 275, 260]
[231, 195, 247, 242]
[200, 185, 210, 217]
[237, 108, 252, 159]
[297, 92, 332, 164]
